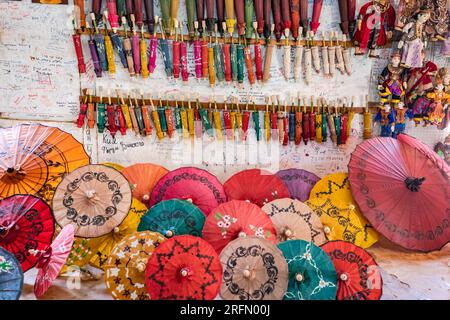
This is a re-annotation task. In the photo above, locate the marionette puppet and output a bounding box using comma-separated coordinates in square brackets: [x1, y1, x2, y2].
[353, 0, 395, 58]
[438, 67, 450, 94]
[374, 103, 395, 137]
[425, 79, 450, 128]
[398, 6, 432, 69]
[423, 0, 449, 41]
[378, 51, 407, 105]
[392, 102, 412, 138]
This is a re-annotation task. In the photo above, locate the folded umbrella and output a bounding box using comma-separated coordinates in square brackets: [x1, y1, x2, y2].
[0, 195, 54, 272]
[223, 169, 290, 207]
[145, 235, 222, 300]
[0, 247, 23, 300]
[149, 167, 226, 216]
[122, 163, 169, 205]
[34, 225, 75, 298]
[321, 240, 382, 300]
[348, 135, 450, 252]
[306, 197, 378, 249]
[276, 168, 319, 202]
[220, 237, 288, 300]
[104, 231, 166, 300]
[278, 240, 337, 300]
[52, 164, 132, 238]
[262, 198, 326, 244]
[138, 199, 205, 238]
[0, 124, 90, 202]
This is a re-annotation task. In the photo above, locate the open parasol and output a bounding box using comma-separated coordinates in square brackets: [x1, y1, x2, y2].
[309, 172, 352, 202]
[0, 195, 55, 272]
[321, 240, 382, 300]
[62, 237, 99, 271]
[34, 224, 75, 298]
[104, 231, 166, 300]
[223, 169, 290, 207]
[101, 162, 125, 171]
[262, 198, 326, 244]
[149, 167, 226, 216]
[88, 203, 141, 270]
[0, 124, 90, 202]
[306, 197, 378, 248]
[52, 164, 132, 238]
[276, 168, 320, 202]
[145, 235, 222, 300]
[348, 135, 450, 252]
[122, 163, 169, 205]
[278, 240, 337, 300]
[220, 236, 288, 300]
[203, 200, 277, 253]
[0, 247, 23, 300]
[138, 199, 205, 238]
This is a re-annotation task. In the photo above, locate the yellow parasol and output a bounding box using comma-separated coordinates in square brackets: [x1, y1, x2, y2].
[309, 172, 353, 203]
[104, 231, 166, 300]
[306, 197, 378, 248]
[101, 162, 125, 171]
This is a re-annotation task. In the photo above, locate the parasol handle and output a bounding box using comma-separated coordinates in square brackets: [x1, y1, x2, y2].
[405, 177, 425, 192]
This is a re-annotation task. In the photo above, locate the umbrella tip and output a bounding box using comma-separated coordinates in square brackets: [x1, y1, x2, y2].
[238, 231, 247, 238]
[340, 273, 349, 282]
[323, 226, 331, 234]
[142, 194, 149, 201]
[295, 273, 304, 282]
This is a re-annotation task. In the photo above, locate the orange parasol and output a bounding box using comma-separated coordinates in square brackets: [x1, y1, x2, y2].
[122, 163, 169, 205]
[52, 164, 132, 238]
[0, 124, 90, 203]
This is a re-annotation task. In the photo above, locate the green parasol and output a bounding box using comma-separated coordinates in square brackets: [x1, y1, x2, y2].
[137, 199, 205, 238]
[278, 240, 337, 300]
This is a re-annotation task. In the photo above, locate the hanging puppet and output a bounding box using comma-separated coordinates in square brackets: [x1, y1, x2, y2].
[378, 51, 407, 105]
[398, 6, 432, 69]
[392, 102, 412, 138]
[353, 0, 395, 58]
[374, 103, 395, 137]
[425, 79, 450, 129]
[421, 0, 449, 41]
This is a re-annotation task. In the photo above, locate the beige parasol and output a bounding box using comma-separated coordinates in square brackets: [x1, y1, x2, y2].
[52, 164, 132, 238]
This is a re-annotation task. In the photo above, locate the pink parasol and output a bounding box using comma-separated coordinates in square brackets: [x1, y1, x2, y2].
[34, 224, 75, 298]
[149, 167, 226, 216]
[348, 135, 450, 252]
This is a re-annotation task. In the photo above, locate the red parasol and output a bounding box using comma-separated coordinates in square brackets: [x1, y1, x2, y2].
[149, 167, 226, 216]
[202, 200, 277, 253]
[321, 241, 382, 300]
[348, 135, 450, 252]
[34, 224, 75, 298]
[145, 235, 222, 300]
[0, 195, 54, 272]
[223, 169, 290, 207]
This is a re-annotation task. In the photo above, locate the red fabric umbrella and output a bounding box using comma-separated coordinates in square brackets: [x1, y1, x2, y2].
[145, 235, 222, 300]
[348, 135, 450, 252]
[0, 195, 54, 272]
[223, 169, 290, 207]
[34, 224, 75, 298]
[321, 240, 382, 300]
[149, 167, 226, 216]
[202, 200, 277, 253]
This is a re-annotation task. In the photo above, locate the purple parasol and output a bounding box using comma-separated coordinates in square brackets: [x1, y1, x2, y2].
[276, 168, 320, 202]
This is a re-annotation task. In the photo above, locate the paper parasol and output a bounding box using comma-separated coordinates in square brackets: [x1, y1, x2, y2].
[223, 169, 290, 206]
[276, 169, 320, 202]
[0, 246, 23, 300]
[0, 124, 90, 202]
[145, 235, 222, 300]
[348, 135, 450, 252]
[0, 195, 55, 272]
[306, 197, 378, 248]
[88, 203, 141, 270]
[220, 236, 289, 300]
[203, 200, 277, 253]
[278, 240, 337, 300]
[138, 199, 205, 238]
[34, 224, 75, 298]
[262, 198, 326, 244]
[52, 164, 132, 238]
[101, 162, 125, 171]
[104, 231, 166, 300]
[122, 163, 169, 205]
[149, 167, 226, 216]
[321, 240, 383, 300]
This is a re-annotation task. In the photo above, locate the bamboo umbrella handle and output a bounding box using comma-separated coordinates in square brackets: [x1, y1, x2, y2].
[262, 43, 274, 83]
